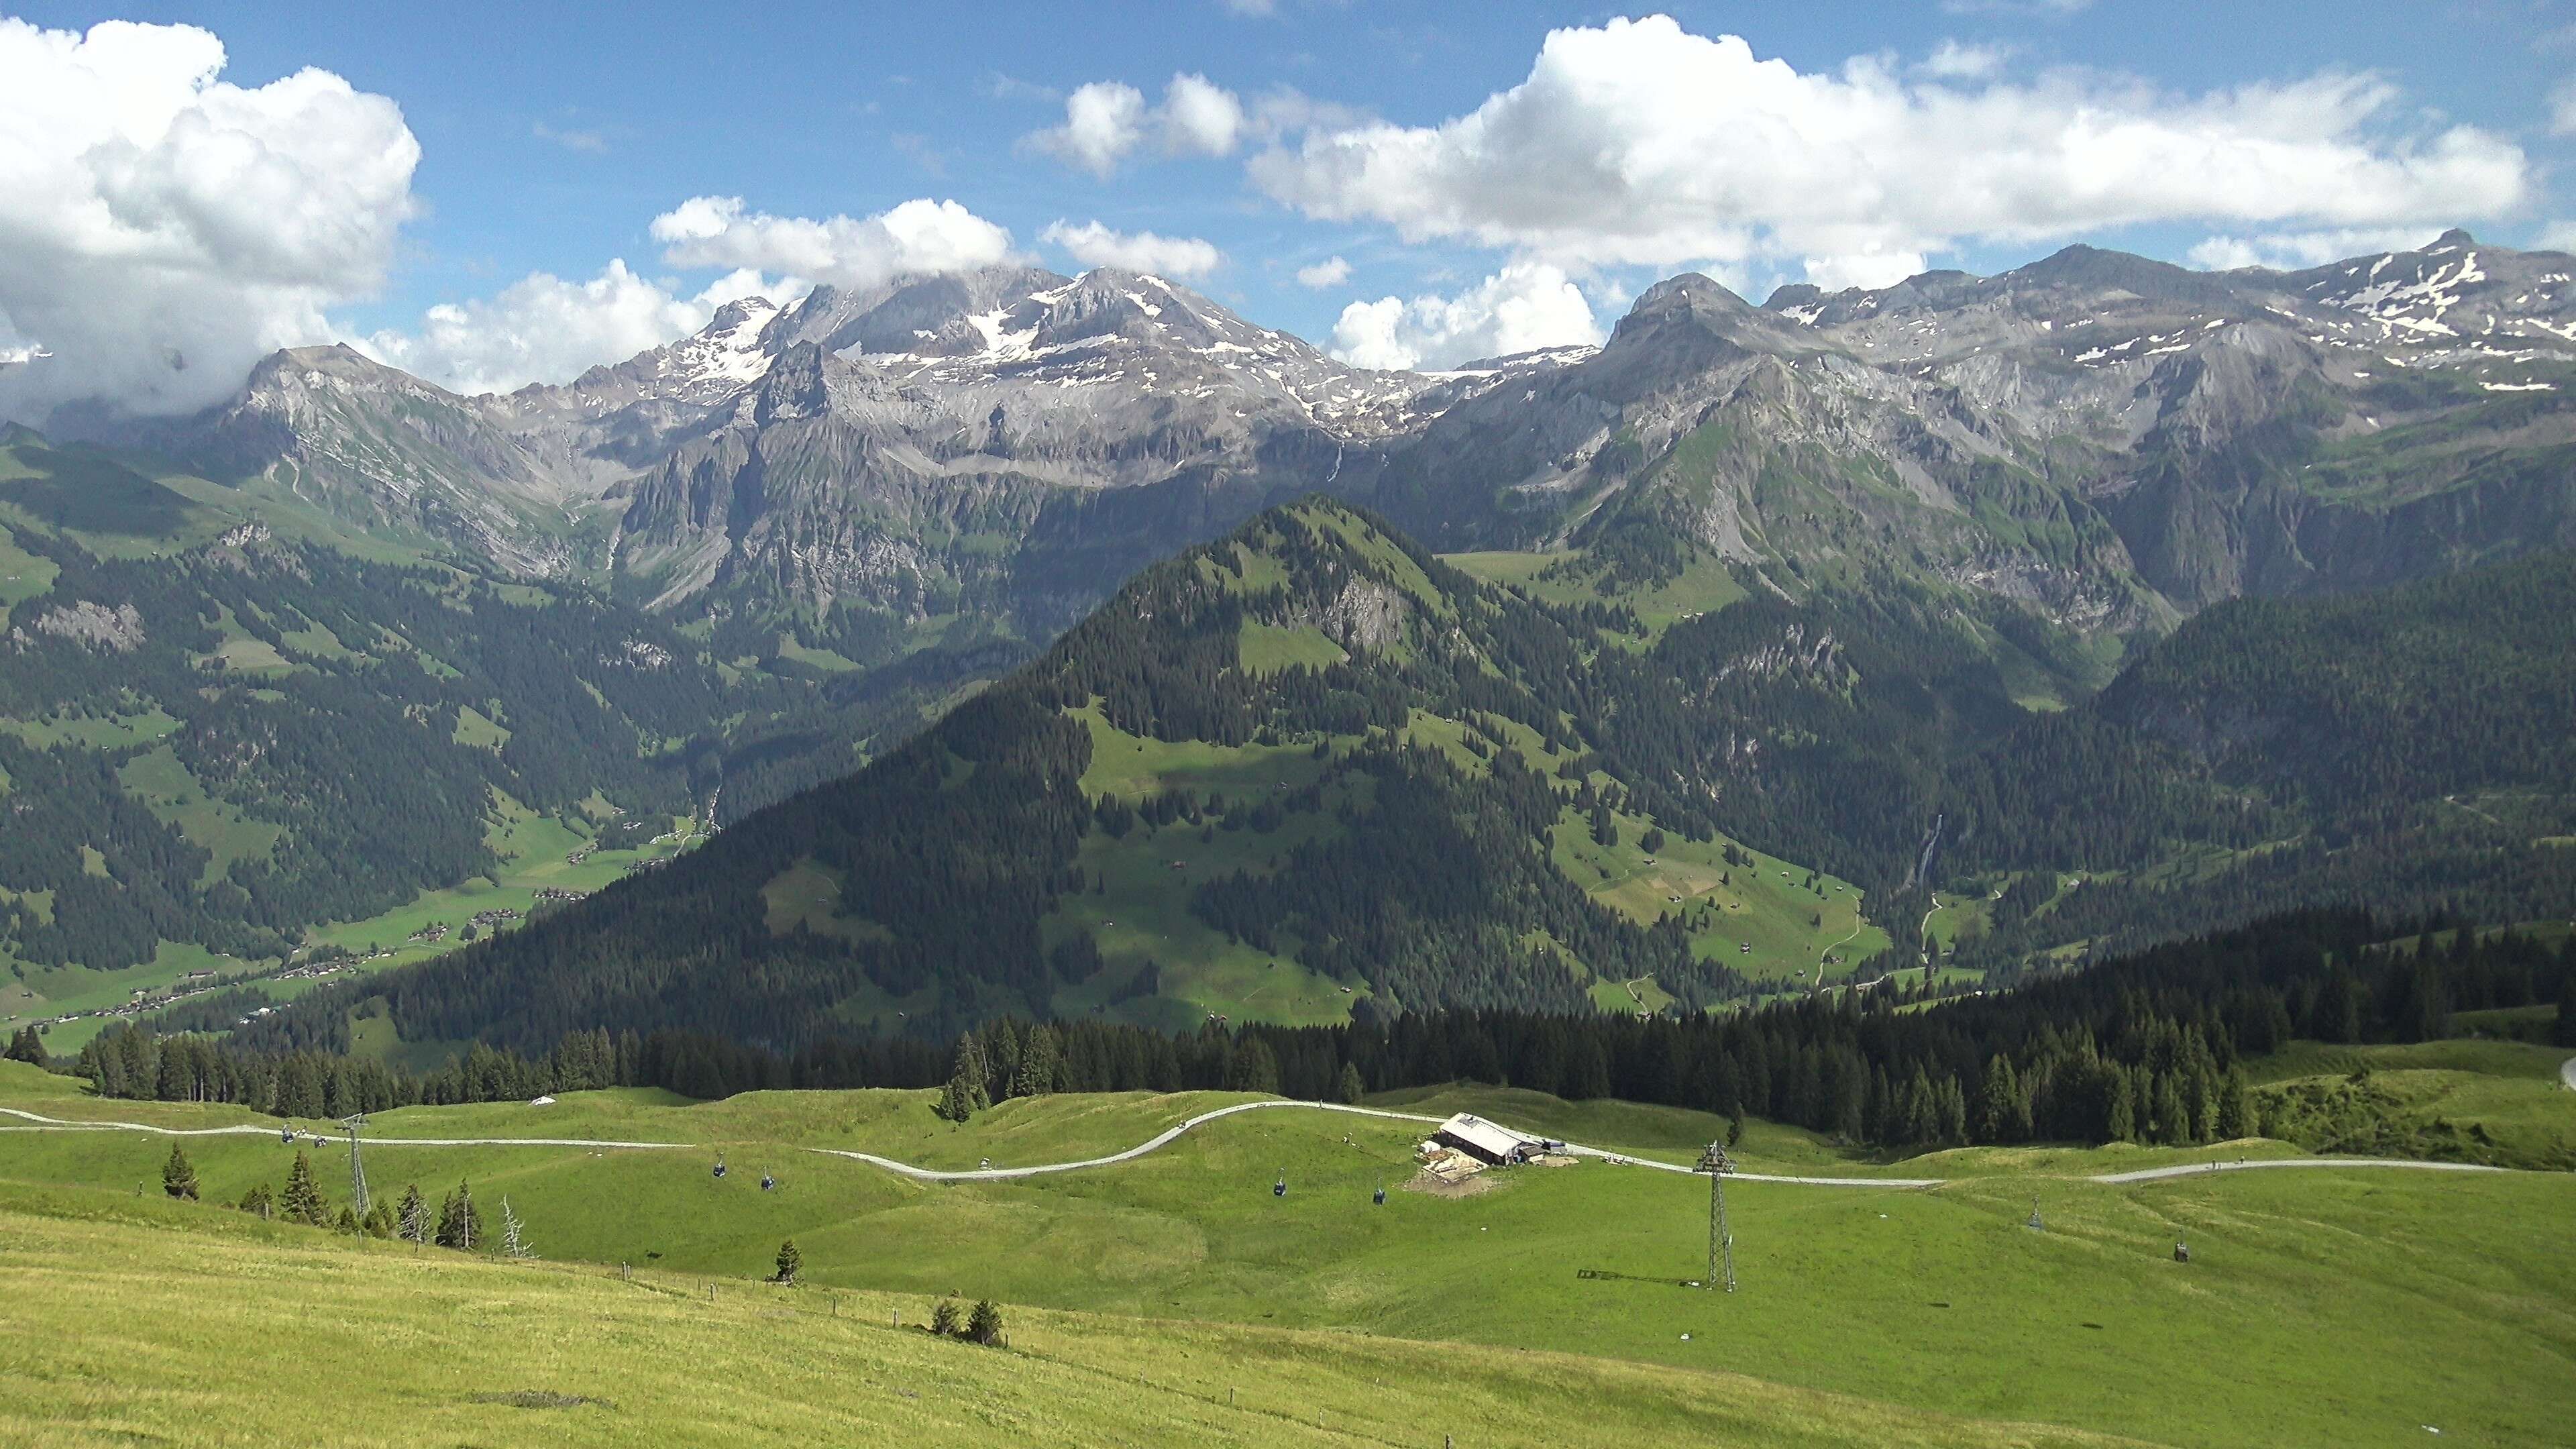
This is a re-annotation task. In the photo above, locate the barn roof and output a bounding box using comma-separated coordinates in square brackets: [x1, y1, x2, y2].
[1434, 1113, 1537, 1161]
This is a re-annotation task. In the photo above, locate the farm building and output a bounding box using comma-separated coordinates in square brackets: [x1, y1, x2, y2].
[1430, 1113, 1548, 1167]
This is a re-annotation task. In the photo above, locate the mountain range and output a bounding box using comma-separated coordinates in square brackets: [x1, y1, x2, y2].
[115, 228, 2576, 632]
[5, 227, 2574, 1047]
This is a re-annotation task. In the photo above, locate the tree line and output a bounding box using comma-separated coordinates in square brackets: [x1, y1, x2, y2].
[45, 909, 2573, 1158]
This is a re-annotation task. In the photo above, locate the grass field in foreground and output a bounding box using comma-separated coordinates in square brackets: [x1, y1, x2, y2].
[1, 1183, 2133, 1449]
[5, 1064, 2571, 1447]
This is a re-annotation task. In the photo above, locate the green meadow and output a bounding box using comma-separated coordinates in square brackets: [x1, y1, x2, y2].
[4, 1055, 2569, 1447]
[0, 1180, 2131, 1449]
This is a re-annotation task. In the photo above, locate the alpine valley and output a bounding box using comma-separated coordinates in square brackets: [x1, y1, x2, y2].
[8, 229, 2576, 1051]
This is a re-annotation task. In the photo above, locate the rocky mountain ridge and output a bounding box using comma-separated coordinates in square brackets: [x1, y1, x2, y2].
[87, 230, 2576, 663]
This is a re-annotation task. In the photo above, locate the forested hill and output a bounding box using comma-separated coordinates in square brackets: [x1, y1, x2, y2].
[256, 497, 2576, 1061]
[298, 498, 1792, 1053]
[0, 430, 1019, 1036]
[1937, 549, 2576, 967]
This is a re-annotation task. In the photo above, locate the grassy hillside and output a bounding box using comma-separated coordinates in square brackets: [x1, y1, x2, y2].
[0, 1182, 2137, 1449]
[7, 1061, 2571, 1448]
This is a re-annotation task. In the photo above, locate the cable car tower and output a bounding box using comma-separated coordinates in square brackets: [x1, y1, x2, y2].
[341, 1114, 371, 1218]
[1696, 1141, 1736, 1293]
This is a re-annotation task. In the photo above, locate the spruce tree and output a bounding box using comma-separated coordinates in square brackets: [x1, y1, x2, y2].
[774, 1239, 802, 1284]
[1333, 1061, 1365, 1104]
[3, 1024, 45, 1065]
[435, 1181, 485, 1250]
[2106, 1076, 2137, 1142]
[396, 1184, 429, 1244]
[1014, 1026, 1060, 1097]
[930, 1295, 963, 1337]
[281, 1150, 327, 1226]
[239, 1183, 274, 1220]
[160, 1143, 199, 1201]
[937, 1033, 992, 1124]
[966, 1299, 1005, 1346]
[1976, 1057, 2019, 1143]
[1226, 1037, 1281, 1093]
[2216, 1070, 2254, 1140]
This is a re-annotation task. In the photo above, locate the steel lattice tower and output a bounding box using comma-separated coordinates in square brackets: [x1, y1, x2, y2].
[342, 1114, 370, 1218]
[1697, 1142, 1736, 1292]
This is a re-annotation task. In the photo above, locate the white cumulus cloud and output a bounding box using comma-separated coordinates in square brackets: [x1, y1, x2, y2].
[1028, 72, 1258, 175]
[359, 262, 788, 396]
[1163, 73, 1246, 157]
[1295, 256, 1353, 288]
[2184, 226, 2440, 272]
[1328, 262, 1602, 371]
[0, 17, 421, 422]
[649, 195, 1014, 290]
[1249, 15, 2526, 284]
[1040, 221, 1224, 278]
[1028, 80, 1148, 177]
[366, 195, 1017, 395]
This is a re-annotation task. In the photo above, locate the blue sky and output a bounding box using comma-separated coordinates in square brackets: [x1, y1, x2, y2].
[5, 1, 2576, 414]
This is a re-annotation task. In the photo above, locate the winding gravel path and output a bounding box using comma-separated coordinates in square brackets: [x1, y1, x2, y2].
[0, 1100, 2540, 1190]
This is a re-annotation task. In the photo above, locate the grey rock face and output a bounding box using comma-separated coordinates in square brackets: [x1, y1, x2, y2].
[1378, 230, 2576, 629]
[101, 233, 2576, 656]
[29, 599, 145, 651]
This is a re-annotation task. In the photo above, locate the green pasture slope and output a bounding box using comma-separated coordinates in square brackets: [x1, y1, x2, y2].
[0, 1183, 2129, 1449]
[5, 1059, 2570, 1446]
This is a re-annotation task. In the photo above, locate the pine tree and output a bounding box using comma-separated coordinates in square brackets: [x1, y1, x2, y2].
[396, 1184, 429, 1244]
[160, 1143, 199, 1201]
[936, 1033, 993, 1124]
[335, 1205, 360, 1234]
[2216, 1069, 2253, 1141]
[1333, 1061, 1365, 1104]
[364, 1199, 396, 1239]
[930, 1295, 964, 1337]
[281, 1150, 327, 1226]
[1226, 1036, 1281, 1093]
[1725, 1106, 1746, 1148]
[435, 1181, 485, 1251]
[2152, 1071, 2190, 1146]
[2106, 1075, 2137, 1142]
[966, 1299, 1005, 1346]
[1014, 1025, 1060, 1097]
[774, 1239, 802, 1284]
[239, 1183, 274, 1220]
[1976, 1056, 2020, 1143]
[3, 1024, 45, 1065]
